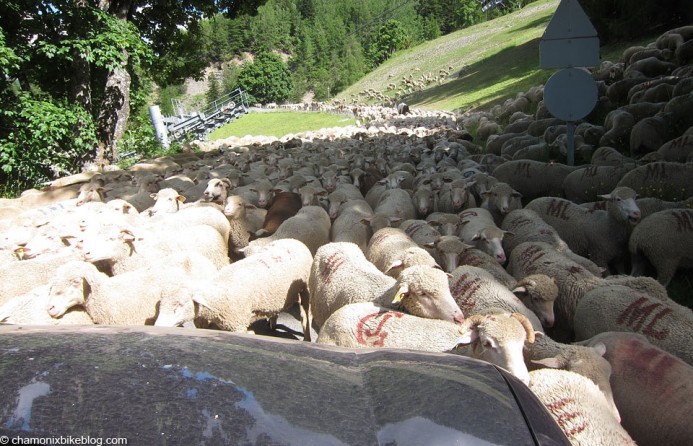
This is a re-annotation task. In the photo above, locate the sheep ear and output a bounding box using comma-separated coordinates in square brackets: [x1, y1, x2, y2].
[177, 195, 186, 203]
[150, 193, 158, 200]
[592, 342, 607, 356]
[503, 231, 514, 237]
[391, 283, 409, 304]
[471, 232, 481, 241]
[512, 285, 527, 295]
[531, 357, 564, 369]
[385, 259, 405, 274]
[359, 218, 372, 226]
[597, 193, 612, 200]
[455, 327, 478, 346]
[120, 229, 136, 243]
[388, 217, 401, 225]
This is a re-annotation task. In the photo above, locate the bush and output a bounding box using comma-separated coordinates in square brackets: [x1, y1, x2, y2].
[0, 94, 97, 190]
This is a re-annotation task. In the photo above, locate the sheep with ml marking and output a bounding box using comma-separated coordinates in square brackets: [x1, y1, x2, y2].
[309, 242, 464, 329]
[367, 227, 439, 277]
[573, 284, 693, 366]
[492, 160, 577, 201]
[244, 205, 331, 256]
[629, 208, 693, 285]
[528, 369, 636, 446]
[580, 332, 693, 446]
[617, 161, 693, 201]
[501, 208, 604, 276]
[561, 165, 634, 204]
[525, 186, 641, 272]
[458, 208, 510, 264]
[448, 265, 551, 331]
[155, 239, 313, 340]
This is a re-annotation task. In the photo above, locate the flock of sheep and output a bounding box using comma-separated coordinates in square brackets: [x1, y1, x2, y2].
[1, 24, 692, 446]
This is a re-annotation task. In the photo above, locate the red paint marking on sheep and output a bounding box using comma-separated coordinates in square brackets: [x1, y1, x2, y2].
[356, 311, 405, 347]
[645, 163, 667, 181]
[616, 297, 671, 340]
[507, 217, 532, 232]
[671, 135, 691, 148]
[321, 253, 346, 285]
[404, 222, 423, 238]
[546, 199, 570, 221]
[672, 210, 693, 232]
[450, 274, 481, 311]
[621, 338, 679, 385]
[514, 162, 531, 178]
[459, 210, 479, 219]
[580, 166, 599, 178]
[519, 245, 545, 273]
[545, 398, 588, 438]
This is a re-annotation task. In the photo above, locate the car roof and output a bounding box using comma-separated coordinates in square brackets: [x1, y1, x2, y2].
[0, 324, 569, 445]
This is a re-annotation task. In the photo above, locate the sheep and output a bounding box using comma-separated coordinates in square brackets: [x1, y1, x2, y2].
[367, 227, 439, 277]
[500, 208, 604, 276]
[370, 188, 416, 226]
[525, 186, 641, 272]
[579, 332, 693, 446]
[222, 195, 257, 256]
[457, 247, 518, 289]
[0, 285, 94, 325]
[423, 235, 471, 273]
[122, 173, 160, 212]
[75, 221, 229, 275]
[561, 165, 634, 204]
[492, 160, 577, 201]
[254, 191, 302, 236]
[479, 181, 522, 224]
[528, 369, 636, 446]
[410, 186, 436, 218]
[329, 199, 374, 254]
[46, 253, 217, 325]
[629, 208, 693, 285]
[573, 284, 693, 366]
[436, 179, 476, 213]
[244, 205, 331, 256]
[508, 241, 669, 341]
[309, 242, 464, 329]
[458, 208, 510, 264]
[75, 178, 105, 206]
[326, 186, 365, 219]
[617, 161, 693, 201]
[316, 302, 468, 352]
[155, 239, 313, 340]
[147, 187, 185, 215]
[448, 265, 550, 331]
[454, 312, 536, 385]
[0, 251, 82, 307]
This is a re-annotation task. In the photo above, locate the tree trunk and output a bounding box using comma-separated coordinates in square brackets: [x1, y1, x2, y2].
[70, 0, 91, 112]
[94, 0, 133, 166]
[95, 56, 131, 165]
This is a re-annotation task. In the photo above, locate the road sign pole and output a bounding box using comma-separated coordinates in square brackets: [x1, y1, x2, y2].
[566, 121, 575, 166]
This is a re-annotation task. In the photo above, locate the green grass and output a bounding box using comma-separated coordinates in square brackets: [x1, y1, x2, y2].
[208, 111, 356, 140]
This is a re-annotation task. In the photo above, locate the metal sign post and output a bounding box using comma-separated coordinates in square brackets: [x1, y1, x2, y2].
[539, 0, 599, 165]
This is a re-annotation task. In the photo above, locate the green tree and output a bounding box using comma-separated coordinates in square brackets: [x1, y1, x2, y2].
[237, 52, 293, 104]
[206, 71, 222, 104]
[367, 19, 408, 67]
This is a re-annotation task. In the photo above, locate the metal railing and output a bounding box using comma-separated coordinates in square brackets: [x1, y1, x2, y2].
[162, 88, 250, 141]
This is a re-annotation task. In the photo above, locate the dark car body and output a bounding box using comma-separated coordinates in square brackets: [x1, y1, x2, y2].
[0, 325, 569, 445]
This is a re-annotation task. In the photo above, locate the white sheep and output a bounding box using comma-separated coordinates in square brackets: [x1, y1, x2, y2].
[573, 284, 693, 366]
[222, 195, 257, 255]
[501, 208, 604, 277]
[525, 186, 641, 272]
[367, 227, 439, 277]
[371, 188, 417, 226]
[479, 181, 522, 225]
[436, 179, 477, 213]
[425, 212, 462, 236]
[629, 208, 693, 285]
[243, 205, 331, 256]
[316, 301, 467, 352]
[329, 199, 374, 254]
[448, 265, 550, 331]
[309, 242, 464, 329]
[0, 285, 94, 325]
[46, 253, 217, 325]
[458, 208, 510, 264]
[457, 246, 518, 289]
[528, 369, 636, 446]
[580, 332, 693, 446]
[155, 239, 313, 340]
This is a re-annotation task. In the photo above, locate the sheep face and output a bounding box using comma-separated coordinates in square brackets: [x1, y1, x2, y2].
[394, 265, 464, 324]
[471, 228, 508, 264]
[203, 179, 231, 204]
[46, 274, 88, 318]
[600, 187, 641, 224]
[223, 196, 247, 219]
[148, 188, 184, 215]
[155, 289, 196, 327]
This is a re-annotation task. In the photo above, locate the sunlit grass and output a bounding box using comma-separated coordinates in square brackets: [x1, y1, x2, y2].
[208, 111, 357, 140]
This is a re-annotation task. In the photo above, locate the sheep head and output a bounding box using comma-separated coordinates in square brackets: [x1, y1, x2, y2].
[391, 265, 464, 324]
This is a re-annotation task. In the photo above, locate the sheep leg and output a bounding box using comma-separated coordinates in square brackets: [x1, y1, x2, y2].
[299, 286, 311, 342]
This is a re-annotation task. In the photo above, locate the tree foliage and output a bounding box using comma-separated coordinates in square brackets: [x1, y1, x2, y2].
[237, 52, 293, 104]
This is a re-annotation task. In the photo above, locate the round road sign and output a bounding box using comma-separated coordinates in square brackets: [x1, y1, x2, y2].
[543, 67, 598, 121]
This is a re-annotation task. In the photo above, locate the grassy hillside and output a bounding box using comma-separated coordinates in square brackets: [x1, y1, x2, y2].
[336, 0, 660, 113]
[208, 111, 356, 139]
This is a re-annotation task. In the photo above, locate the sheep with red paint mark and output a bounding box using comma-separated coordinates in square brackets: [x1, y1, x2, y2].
[574, 284, 693, 366]
[458, 208, 510, 264]
[629, 208, 693, 285]
[580, 332, 693, 446]
[367, 227, 439, 277]
[528, 369, 636, 446]
[309, 242, 464, 330]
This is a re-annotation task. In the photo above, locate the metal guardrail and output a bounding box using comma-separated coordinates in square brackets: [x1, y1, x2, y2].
[162, 88, 250, 141]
